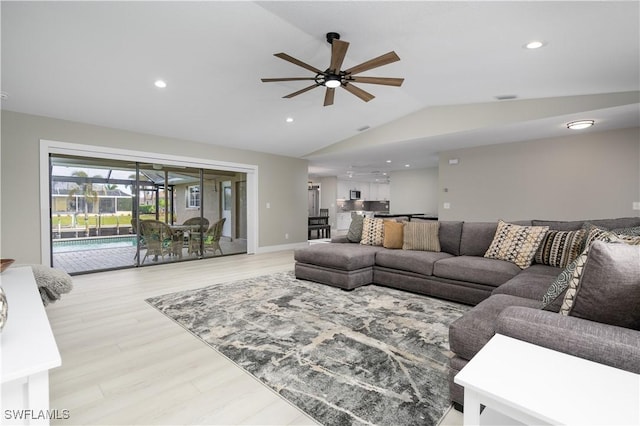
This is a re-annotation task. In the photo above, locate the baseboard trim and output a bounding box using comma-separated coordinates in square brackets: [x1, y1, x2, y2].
[256, 242, 308, 254]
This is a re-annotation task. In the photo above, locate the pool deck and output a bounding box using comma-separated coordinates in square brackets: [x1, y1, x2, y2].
[53, 238, 247, 274]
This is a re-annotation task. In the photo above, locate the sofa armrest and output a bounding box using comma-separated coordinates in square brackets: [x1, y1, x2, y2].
[496, 306, 640, 374]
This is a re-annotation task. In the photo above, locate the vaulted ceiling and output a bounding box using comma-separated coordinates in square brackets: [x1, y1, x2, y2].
[2, 1, 639, 181]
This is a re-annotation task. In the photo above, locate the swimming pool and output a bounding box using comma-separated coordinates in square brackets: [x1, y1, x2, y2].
[52, 235, 138, 253]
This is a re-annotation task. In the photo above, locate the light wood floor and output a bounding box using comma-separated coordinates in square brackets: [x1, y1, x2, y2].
[46, 250, 461, 425]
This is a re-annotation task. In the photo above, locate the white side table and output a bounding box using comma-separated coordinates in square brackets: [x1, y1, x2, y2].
[454, 333, 640, 425]
[1, 266, 62, 425]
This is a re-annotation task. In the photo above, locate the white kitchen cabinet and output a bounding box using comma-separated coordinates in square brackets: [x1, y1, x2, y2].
[336, 212, 352, 230]
[359, 183, 370, 200]
[337, 180, 350, 199]
[377, 183, 390, 201]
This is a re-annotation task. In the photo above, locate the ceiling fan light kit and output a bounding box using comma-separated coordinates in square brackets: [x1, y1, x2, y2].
[261, 32, 404, 106]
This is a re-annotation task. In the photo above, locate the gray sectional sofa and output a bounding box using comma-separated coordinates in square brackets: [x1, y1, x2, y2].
[293, 216, 640, 409]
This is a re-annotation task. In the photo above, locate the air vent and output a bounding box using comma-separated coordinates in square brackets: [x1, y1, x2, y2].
[495, 95, 517, 100]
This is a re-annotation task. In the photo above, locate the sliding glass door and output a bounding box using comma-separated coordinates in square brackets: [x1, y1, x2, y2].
[50, 154, 247, 274]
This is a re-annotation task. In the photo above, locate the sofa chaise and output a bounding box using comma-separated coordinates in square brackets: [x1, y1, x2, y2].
[293, 216, 640, 409]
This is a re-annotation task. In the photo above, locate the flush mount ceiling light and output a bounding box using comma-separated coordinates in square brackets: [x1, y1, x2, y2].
[567, 120, 595, 130]
[154, 79, 167, 88]
[524, 40, 546, 49]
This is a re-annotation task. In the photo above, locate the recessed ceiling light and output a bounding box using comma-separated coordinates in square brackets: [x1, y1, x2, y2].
[154, 79, 167, 88]
[405, 164, 410, 168]
[524, 40, 545, 49]
[386, 160, 392, 163]
[286, 117, 294, 123]
[567, 120, 595, 130]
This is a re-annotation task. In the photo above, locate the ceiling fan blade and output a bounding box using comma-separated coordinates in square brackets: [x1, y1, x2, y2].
[342, 83, 375, 102]
[329, 39, 350, 74]
[350, 76, 404, 87]
[323, 88, 335, 106]
[344, 51, 400, 75]
[283, 83, 320, 99]
[261, 77, 317, 82]
[274, 53, 323, 74]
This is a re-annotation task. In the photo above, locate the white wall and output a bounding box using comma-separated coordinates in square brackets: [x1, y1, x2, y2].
[389, 167, 438, 216]
[438, 127, 640, 221]
[1, 111, 309, 264]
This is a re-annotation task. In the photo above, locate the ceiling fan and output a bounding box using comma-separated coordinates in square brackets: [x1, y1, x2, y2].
[261, 32, 404, 106]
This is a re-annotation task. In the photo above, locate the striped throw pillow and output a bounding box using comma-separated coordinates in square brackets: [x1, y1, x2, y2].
[534, 229, 586, 268]
[402, 221, 440, 252]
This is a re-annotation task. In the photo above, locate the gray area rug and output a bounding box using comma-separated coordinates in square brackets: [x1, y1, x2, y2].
[146, 271, 469, 425]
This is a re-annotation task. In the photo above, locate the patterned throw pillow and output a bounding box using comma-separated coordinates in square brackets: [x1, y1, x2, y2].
[541, 226, 614, 309]
[484, 220, 548, 269]
[383, 221, 404, 249]
[402, 221, 441, 252]
[557, 232, 640, 315]
[612, 225, 640, 237]
[347, 215, 364, 242]
[534, 229, 586, 268]
[360, 217, 385, 246]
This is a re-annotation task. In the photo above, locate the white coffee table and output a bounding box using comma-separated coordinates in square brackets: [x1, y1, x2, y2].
[454, 333, 640, 425]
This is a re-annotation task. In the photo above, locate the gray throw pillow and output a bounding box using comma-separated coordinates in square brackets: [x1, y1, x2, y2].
[566, 241, 640, 330]
[346, 215, 364, 243]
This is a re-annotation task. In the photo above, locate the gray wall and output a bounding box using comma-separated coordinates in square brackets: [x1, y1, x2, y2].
[438, 127, 640, 221]
[389, 168, 438, 216]
[1, 111, 308, 264]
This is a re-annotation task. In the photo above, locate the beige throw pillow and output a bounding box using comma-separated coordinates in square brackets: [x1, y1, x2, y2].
[402, 221, 440, 252]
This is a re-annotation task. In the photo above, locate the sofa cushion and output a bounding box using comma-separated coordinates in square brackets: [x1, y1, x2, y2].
[347, 215, 364, 242]
[294, 243, 382, 271]
[433, 256, 521, 286]
[375, 249, 453, 276]
[402, 221, 440, 252]
[360, 217, 385, 246]
[382, 220, 404, 249]
[449, 294, 540, 361]
[459, 222, 499, 256]
[562, 241, 640, 330]
[531, 219, 584, 231]
[492, 269, 561, 310]
[484, 220, 549, 269]
[612, 225, 640, 236]
[532, 217, 640, 231]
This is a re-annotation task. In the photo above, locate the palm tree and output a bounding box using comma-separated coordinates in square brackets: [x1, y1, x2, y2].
[68, 171, 100, 237]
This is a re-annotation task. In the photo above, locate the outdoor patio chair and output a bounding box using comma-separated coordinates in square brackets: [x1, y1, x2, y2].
[139, 219, 182, 263]
[189, 218, 226, 256]
[182, 217, 209, 246]
[182, 217, 209, 229]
